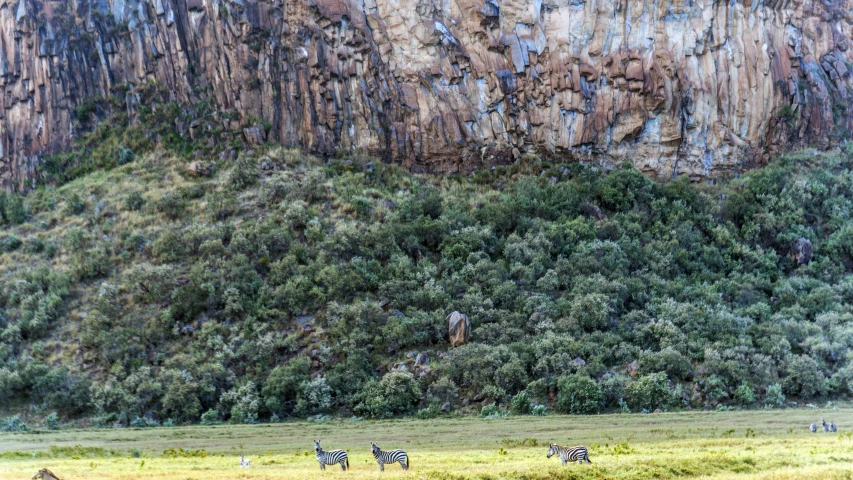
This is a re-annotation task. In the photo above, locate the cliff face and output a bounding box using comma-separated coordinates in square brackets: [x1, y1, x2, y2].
[1, 0, 851, 190]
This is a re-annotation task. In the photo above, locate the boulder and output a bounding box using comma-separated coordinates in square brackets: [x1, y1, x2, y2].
[793, 237, 813, 265]
[415, 353, 430, 366]
[625, 360, 640, 378]
[446, 311, 470, 347]
[187, 161, 210, 177]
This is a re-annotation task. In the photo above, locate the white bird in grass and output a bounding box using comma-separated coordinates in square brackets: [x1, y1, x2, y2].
[240, 454, 250, 468]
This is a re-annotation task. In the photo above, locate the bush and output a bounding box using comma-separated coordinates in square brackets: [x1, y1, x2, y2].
[624, 373, 672, 412]
[703, 375, 729, 405]
[2, 193, 27, 224]
[295, 377, 333, 416]
[228, 153, 259, 190]
[556, 373, 602, 414]
[354, 371, 421, 418]
[199, 409, 220, 425]
[2, 415, 30, 432]
[510, 390, 531, 415]
[1, 235, 21, 252]
[152, 231, 185, 262]
[262, 357, 310, 414]
[117, 146, 135, 165]
[63, 192, 86, 216]
[733, 382, 757, 406]
[415, 404, 441, 419]
[763, 383, 786, 408]
[43, 412, 59, 430]
[784, 355, 826, 398]
[530, 404, 547, 416]
[480, 403, 505, 418]
[123, 192, 146, 211]
[219, 382, 260, 424]
[156, 191, 186, 219]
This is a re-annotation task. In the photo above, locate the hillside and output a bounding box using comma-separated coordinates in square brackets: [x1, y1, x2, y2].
[2, 145, 853, 427]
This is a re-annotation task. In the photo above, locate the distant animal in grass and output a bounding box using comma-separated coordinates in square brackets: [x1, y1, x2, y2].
[32, 469, 63, 480]
[547, 443, 592, 465]
[810, 423, 817, 433]
[371, 442, 409, 471]
[822, 418, 830, 432]
[315, 440, 349, 471]
[830, 421, 837, 433]
[240, 454, 250, 467]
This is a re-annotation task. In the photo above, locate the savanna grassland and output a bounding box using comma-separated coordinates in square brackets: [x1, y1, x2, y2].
[2, 410, 853, 480]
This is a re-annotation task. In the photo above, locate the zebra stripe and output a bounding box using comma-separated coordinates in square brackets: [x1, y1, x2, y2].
[547, 443, 592, 465]
[371, 442, 409, 471]
[314, 440, 349, 471]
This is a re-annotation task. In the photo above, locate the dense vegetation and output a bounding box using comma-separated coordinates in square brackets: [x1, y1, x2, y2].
[2, 139, 853, 428]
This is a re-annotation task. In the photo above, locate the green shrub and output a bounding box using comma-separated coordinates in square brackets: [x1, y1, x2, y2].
[1, 235, 21, 252]
[156, 191, 186, 219]
[763, 383, 786, 408]
[733, 382, 757, 405]
[480, 403, 505, 418]
[63, 192, 86, 216]
[624, 373, 672, 412]
[152, 231, 185, 262]
[530, 404, 547, 416]
[703, 375, 729, 405]
[295, 377, 333, 416]
[509, 390, 531, 415]
[354, 371, 421, 418]
[199, 409, 220, 425]
[219, 382, 260, 424]
[43, 412, 59, 430]
[228, 153, 259, 190]
[3, 193, 27, 224]
[262, 357, 311, 414]
[784, 355, 826, 398]
[117, 146, 135, 165]
[415, 404, 441, 419]
[2, 415, 30, 432]
[123, 192, 146, 211]
[556, 373, 602, 414]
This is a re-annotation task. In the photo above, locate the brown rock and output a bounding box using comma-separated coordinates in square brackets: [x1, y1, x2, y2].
[793, 237, 814, 265]
[447, 311, 470, 347]
[187, 161, 209, 177]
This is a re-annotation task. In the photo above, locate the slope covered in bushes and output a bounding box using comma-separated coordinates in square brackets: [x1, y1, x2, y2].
[1, 146, 853, 427]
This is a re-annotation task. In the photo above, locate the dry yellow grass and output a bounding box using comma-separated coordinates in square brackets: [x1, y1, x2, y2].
[1, 410, 853, 479]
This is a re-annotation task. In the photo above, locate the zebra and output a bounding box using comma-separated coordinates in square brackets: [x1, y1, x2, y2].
[370, 442, 409, 471]
[830, 421, 837, 433]
[239, 454, 250, 468]
[810, 423, 817, 433]
[314, 440, 349, 471]
[822, 418, 830, 432]
[547, 443, 592, 465]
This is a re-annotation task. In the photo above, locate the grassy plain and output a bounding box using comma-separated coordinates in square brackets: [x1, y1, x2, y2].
[1, 410, 853, 480]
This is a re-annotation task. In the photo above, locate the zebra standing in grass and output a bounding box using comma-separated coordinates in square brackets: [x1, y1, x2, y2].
[314, 440, 349, 471]
[547, 444, 592, 465]
[370, 442, 409, 471]
[810, 422, 817, 433]
[822, 418, 830, 432]
[830, 421, 837, 433]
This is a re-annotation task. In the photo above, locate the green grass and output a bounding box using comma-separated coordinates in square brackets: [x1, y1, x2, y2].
[2, 410, 853, 479]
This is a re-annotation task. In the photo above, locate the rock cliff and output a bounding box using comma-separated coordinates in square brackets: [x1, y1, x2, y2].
[1, 0, 851, 190]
